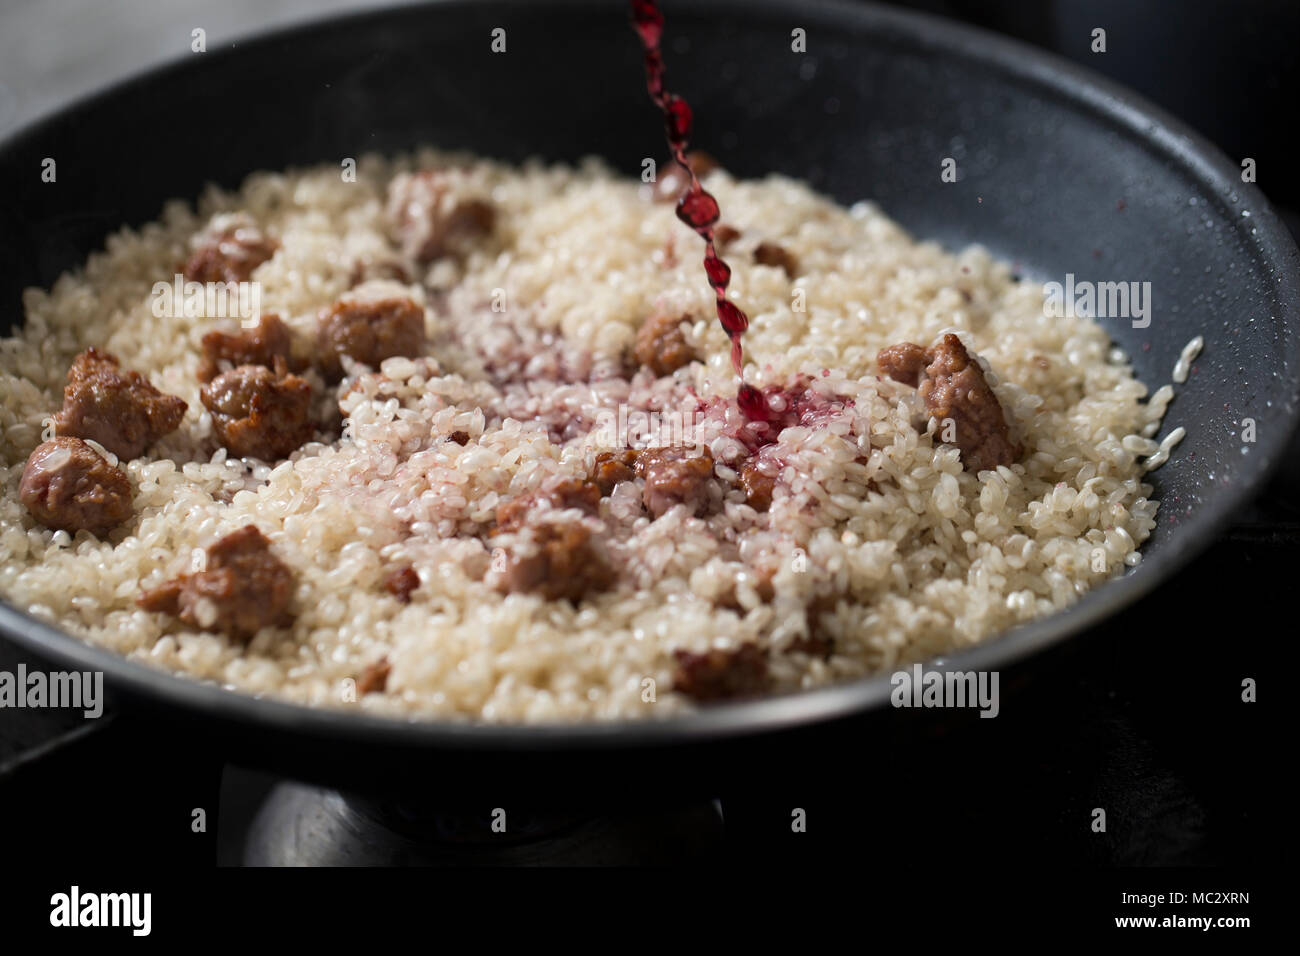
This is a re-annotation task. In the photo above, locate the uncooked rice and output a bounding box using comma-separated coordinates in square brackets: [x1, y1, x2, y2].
[1142, 426, 1186, 473]
[0, 150, 1182, 721]
[1172, 335, 1203, 384]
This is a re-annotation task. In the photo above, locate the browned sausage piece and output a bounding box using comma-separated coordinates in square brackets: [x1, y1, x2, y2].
[495, 477, 602, 534]
[633, 313, 698, 376]
[790, 593, 840, 659]
[788, 632, 834, 658]
[493, 522, 615, 603]
[384, 566, 419, 603]
[19, 437, 133, 536]
[652, 151, 719, 202]
[198, 313, 296, 383]
[356, 658, 391, 695]
[385, 170, 495, 263]
[590, 449, 639, 495]
[183, 215, 278, 284]
[201, 360, 313, 461]
[876, 341, 930, 388]
[739, 456, 777, 512]
[53, 348, 187, 460]
[348, 256, 412, 288]
[671, 643, 770, 702]
[137, 525, 295, 642]
[636, 445, 716, 518]
[752, 241, 799, 279]
[317, 288, 425, 380]
[878, 334, 1022, 473]
[713, 224, 742, 249]
[919, 335, 1023, 473]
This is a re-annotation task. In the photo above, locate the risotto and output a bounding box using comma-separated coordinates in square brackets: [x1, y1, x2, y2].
[0, 150, 1175, 721]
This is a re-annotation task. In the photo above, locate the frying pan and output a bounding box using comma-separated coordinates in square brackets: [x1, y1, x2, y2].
[1, 0, 1297, 794]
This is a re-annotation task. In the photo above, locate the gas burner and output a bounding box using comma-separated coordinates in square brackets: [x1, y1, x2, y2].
[228, 775, 725, 866]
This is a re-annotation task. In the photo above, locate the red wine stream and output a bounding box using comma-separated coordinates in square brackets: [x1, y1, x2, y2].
[628, 0, 771, 421]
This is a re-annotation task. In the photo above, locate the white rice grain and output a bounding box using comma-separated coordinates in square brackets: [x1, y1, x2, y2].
[1142, 426, 1187, 472]
[1172, 335, 1203, 384]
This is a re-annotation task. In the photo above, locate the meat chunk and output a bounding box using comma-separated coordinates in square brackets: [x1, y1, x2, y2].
[633, 313, 697, 376]
[652, 151, 719, 202]
[739, 456, 777, 512]
[348, 256, 412, 288]
[385, 170, 495, 263]
[671, 644, 770, 702]
[876, 341, 930, 388]
[384, 566, 419, 603]
[198, 313, 295, 383]
[788, 632, 834, 658]
[713, 224, 742, 249]
[493, 522, 615, 603]
[53, 348, 187, 460]
[317, 285, 425, 379]
[19, 437, 133, 536]
[590, 449, 639, 495]
[792, 593, 840, 659]
[201, 360, 313, 460]
[878, 334, 1022, 472]
[495, 477, 602, 534]
[183, 214, 278, 284]
[752, 241, 798, 279]
[356, 658, 391, 695]
[636, 445, 716, 517]
[919, 335, 1023, 473]
[447, 430, 471, 446]
[137, 525, 295, 642]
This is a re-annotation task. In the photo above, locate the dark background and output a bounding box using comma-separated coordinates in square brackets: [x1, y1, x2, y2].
[3, 0, 1295, 214]
[901, 0, 1300, 212]
[0, 0, 1293, 876]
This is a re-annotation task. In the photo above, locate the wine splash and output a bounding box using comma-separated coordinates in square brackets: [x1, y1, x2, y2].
[628, 0, 768, 418]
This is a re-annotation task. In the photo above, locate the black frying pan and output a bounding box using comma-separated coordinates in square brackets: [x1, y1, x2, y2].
[1, 0, 1297, 791]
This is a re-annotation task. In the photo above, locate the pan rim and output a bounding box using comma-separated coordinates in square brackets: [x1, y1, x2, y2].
[2, 0, 1298, 750]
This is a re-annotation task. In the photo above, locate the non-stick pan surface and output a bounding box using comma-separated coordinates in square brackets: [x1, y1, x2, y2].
[1, 0, 1297, 778]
